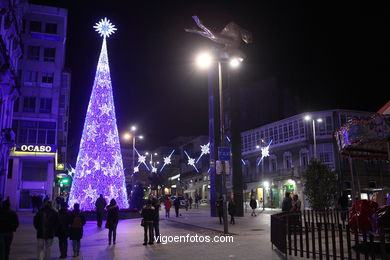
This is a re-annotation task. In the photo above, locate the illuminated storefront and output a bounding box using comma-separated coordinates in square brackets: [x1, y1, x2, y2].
[4, 144, 57, 210]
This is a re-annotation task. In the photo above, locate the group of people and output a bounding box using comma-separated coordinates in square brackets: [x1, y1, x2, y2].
[216, 195, 236, 225]
[140, 196, 161, 245]
[282, 192, 302, 213]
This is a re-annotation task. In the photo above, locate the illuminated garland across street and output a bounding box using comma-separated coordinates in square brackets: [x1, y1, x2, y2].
[68, 18, 129, 210]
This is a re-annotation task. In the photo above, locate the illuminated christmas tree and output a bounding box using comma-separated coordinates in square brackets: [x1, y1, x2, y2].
[68, 18, 129, 210]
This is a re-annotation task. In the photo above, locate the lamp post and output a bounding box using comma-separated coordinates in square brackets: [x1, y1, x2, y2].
[123, 126, 143, 195]
[196, 50, 242, 235]
[304, 116, 322, 160]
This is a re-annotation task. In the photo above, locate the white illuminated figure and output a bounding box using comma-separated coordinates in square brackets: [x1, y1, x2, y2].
[134, 166, 139, 173]
[151, 166, 157, 173]
[257, 140, 272, 166]
[196, 142, 210, 163]
[160, 150, 175, 172]
[184, 150, 199, 173]
[94, 17, 117, 38]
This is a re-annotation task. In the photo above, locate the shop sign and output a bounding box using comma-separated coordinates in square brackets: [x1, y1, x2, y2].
[15, 144, 57, 153]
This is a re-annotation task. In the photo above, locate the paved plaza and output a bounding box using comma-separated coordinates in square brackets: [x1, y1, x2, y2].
[9, 205, 295, 260]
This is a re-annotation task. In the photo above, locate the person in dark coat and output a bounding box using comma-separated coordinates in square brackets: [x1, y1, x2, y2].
[282, 192, 292, 212]
[43, 195, 50, 204]
[216, 195, 224, 224]
[141, 200, 155, 245]
[338, 192, 349, 224]
[0, 200, 19, 260]
[56, 202, 71, 258]
[189, 196, 193, 209]
[69, 203, 86, 257]
[228, 198, 236, 224]
[173, 197, 180, 217]
[152, 197, 161, 243]
[106, 199, 119, 245]
[33, 200, 59, 260]
[95, 194, 107, 228]
[250, 195, 257, 216]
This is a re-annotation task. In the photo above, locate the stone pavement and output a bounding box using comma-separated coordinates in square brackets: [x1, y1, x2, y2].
[10, 206, 299, 260]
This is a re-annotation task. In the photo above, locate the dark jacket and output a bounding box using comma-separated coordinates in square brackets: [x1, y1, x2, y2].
[69, 210, 86, 240]
[228, 201, 236, 216]
[153, 202, 160, 222]
[250, 199, 257, 209]
[282, 197, 292, 212]
[95, 197, 107, 213]
[173, 198, 180, 208]
[216, 199, 223, 213]
[0, 208, 19, 233]
[141, 205, 155, 222]
[56, 208, 72, 238]
[106, 204, 119, 229]
[34, 207, 59, 239]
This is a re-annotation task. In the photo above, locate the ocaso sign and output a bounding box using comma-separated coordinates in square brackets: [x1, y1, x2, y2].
[16, 144, 56, 153]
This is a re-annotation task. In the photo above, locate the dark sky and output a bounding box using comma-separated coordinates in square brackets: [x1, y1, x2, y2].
[30, 1, 389, 163]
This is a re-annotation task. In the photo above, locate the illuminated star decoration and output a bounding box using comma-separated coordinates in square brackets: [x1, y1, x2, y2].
[184, 150, 199, 173]
[160, 150, 175, 172]
[93, 17, 117, 38]
[196, 143, 210, 163]
[134, 166, 139, 173]
[257, 140, 273, 166]
[134, 148, 150, 170]
[151, 166, 157, 173]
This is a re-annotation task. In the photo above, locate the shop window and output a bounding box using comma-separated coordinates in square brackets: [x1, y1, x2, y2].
[30, 21, 42, 32]
[23, 97, 36, 112]
[22, 161, 48, 181]
[27, 46, 40, 60]
[43, 48, 55, 62]
[45, 23, 57, 34]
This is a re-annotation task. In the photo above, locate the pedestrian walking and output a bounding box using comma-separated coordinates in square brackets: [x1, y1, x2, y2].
[33, 200, 59, 260]
[69, 203, 86, 257]
[282, 192, 292, 212]
[173, 197, 180, 217]
[55, 196, 64, 211]
[338, 192, 349, 225]
[106, 199, 119, 245]
[56, 202, 71, 259]
[194, 195, 199, 209]
[250, 196, 257, 216]
[43, 195, 49, 204]
[95, 194, 107, 228]
[0, 200, 19, 260]
[141, 200, 155, 245]
[189, 196, 193, 209]
[228, 198, 236, 224]
[216, 195, 224, 224]
[164, 197, 171, 218]
[152, 197, 160, 243]
[184, 197, 189, 211]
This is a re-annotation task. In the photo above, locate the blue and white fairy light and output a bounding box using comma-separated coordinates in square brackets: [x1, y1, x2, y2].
[184, 150, 199, 173]
[160, 150, 175, 172]
[257, 140, 272, 166]
[196, 143, 210, 163]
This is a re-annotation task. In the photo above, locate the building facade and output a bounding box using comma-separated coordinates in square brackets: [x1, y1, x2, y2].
[240, 109, 388, 209]
[4, 4, 70, 210]
[0, 0, 26, 199]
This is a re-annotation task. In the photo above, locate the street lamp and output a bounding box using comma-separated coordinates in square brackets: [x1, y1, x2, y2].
[123, 126, 144, 194]
[304, 115, 322, 159]
[196, 50, 242, 235]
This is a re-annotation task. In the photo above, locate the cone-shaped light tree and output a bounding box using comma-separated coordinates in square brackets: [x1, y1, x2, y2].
[68, 18, 129, 210]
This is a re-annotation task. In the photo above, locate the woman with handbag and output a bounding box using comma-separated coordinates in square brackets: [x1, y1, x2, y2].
[106, 199, 119, 245]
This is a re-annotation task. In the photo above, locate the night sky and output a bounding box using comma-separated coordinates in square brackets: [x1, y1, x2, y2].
[30, 1, 389, 164]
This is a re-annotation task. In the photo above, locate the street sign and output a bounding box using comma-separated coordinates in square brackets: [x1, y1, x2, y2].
[218, 147, 230, 161]
[216, 160, 230, 175]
